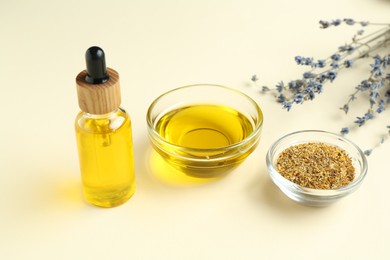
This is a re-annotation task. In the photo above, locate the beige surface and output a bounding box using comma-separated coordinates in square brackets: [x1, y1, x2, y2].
[1, 0, 389, 259]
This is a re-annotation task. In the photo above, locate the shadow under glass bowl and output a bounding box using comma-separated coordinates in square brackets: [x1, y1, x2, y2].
[147, 84, 263, 178]
[266, 130, 368, 206]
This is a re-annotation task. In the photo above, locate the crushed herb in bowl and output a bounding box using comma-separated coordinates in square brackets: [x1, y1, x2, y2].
[266, 130, 368, 206]
[276, 142, 355, 189]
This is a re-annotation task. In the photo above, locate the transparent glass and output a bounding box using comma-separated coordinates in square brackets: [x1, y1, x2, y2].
[75, 108, 136, 207]
[266, 130, 368, 206]
[147, 84, 263, 178]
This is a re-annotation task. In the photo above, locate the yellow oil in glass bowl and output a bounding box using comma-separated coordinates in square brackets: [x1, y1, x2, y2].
[147, 85, 263, 178]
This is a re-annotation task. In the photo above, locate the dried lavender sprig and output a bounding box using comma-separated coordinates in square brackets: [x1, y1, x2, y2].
[252, 19, 390, 156]
[353, 26, 390, 42]
[363, 127, 390, 156]
[340, 54, 390, 115]
[252, 20, 390, 110]
[339, 55, 390, 156]
[319, 19, 389, 29]
[302, 26, 390, 74]
[340, 55, 390, 126]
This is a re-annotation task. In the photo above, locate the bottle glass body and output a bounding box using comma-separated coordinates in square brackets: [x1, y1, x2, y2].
[75, 108, 135, 207]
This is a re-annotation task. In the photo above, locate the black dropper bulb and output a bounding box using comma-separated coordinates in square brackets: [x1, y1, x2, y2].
[85, 46, 110, 84]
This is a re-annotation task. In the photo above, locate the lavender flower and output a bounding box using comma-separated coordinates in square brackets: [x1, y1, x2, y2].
[317, 60, 326, 68]
[354, 116, 366, 127]
[319, 20, 330, 29]
[294, 56, 303, 65]
[304, 57, 313, 66]
[340, 104, 349, 114]
[327, 71, 337, 82]
[364, 149, 372, 156]
[306, 89, 315, 100]
[330, 62, 339, 68]
[251, 75, 258, 82]
[294, 56, 313, 66]
[376, 105, 385, 114]
[340, 127, 350, 135]
[356, 80, 371, 91]
[344, 59, 353, 68]
[332, 19, 342, 26]
[261, 86, 270, 92]
[303, 72, 316, 79]
[293, 94, 305, 104]
[277, 94, 286, 103]
[344, 18, 355, 25]
[331, 54, 341, 61]
[364, 110, 375, 120]
[282, 101, 292, 111]
[276, 81, 284, 92]
[339, 44, 355, 52]
[315, 83, 323, 93]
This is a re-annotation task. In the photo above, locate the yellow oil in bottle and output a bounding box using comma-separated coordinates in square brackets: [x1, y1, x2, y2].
[75, 108, 135, 207]
[153, 104, 257, 176]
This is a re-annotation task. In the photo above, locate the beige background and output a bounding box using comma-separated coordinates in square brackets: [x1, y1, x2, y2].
[1, 0, 389, 259]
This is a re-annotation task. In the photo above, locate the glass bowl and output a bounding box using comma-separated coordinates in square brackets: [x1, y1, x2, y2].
[266, 130, 368, 206]
[147, 84, 263, 178]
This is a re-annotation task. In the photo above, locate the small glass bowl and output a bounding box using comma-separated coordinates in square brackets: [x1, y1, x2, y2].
[266, 130, 368, 206]
[147, 84, 263, 178]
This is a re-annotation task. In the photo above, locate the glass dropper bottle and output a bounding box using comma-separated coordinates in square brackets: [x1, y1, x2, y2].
[75, 46, 136, 207]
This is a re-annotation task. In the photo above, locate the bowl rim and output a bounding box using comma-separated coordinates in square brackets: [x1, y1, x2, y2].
[266, 129, 368, 194]
[146, 84, 264, 153]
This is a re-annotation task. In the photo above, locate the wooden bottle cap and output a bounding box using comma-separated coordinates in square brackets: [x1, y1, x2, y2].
[76, 67, 121, 114]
